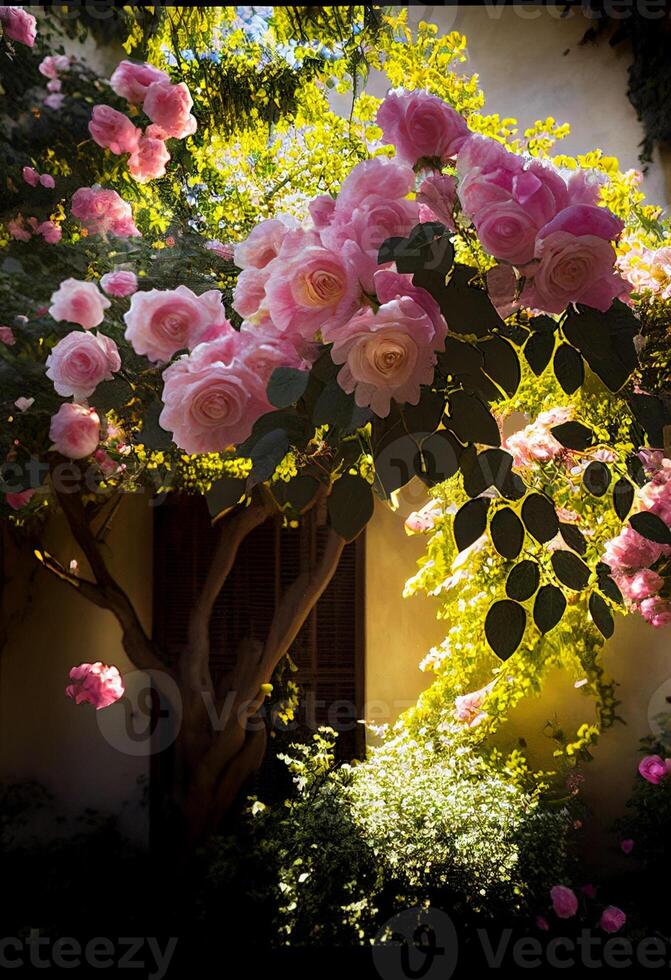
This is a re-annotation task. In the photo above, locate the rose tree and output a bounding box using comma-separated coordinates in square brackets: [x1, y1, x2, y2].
[3, 69, 667, 843]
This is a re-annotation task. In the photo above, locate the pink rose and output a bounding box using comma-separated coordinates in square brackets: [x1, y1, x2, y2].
[639, 596, 671, 628]
[638, 754, 671, 785]
[205, 240, 235, 261]
[404, 499, 442, 535]
[550, 885, 578, 919]
[22, 166, 39, 187]
[600, 907, 626, 934]
[39, 173, 55, 189]
[71, 186, 140, 238]
[264, 239, 360, 341]
[46, 330, 121, 399]
[417, 172, 457, 231]
[66, 662, 124, 709]
[620, 839, 634, 855]
[377, 89, 468, 165]
[127, 134, 170, 182]
[43, 93, 65, 111]
[454, 683, 493, 727]
[38, 54, 70, 79]
[0, 5, 36, 46]
[49, 278, 111, 330]
[37, 220, 61, 244]
[100, 270, 138, 297]
[124, 284, 230, 362]
[5, 489, 34, 510]
[47, 78, 61, 93]
[89, 105, 141, 155]
[234, 216, 298, 270]
[232, 267, 267, 320]
[109, 60, 169, 104]
[49, 403, 101, 459]
[14, 397, 34, 412]
[620, 568, 664, 602]
[603, 526, 670, 576]
[7, 215, 31, 241]
[504, 409, 569, 468]
[309, 194, 336, 230]
[143, 80, 197, 139]
[0, 326, 15, 345]
[327, 295, 440, 418]
[159, 337, 272, 453]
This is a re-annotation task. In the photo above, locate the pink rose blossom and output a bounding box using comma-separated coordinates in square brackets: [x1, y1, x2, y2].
[504, 408, 570, 468]
[49, 278, 111, 330]
[639, 596, 671, 628]
[309, 194, 336, 229]
[14, 397, 34, 412]
[159, 336, 272, 454]
[205, 239, 235, 261]
[377, 89, 468, 165]
[619, 568, 664, 603]
[22, 166, 39, 187]
[603, 526, 671, 577]
[7, 215, 31, 241]
[143, 80, 197, 139]
[38, 54, 70, 79]
[37, 220, 61, 244]
[638, 754, 671, 785]
[600, 907, 626, 934]
[5, 489, 34, 510]
[109, 60, 169, 105]
[0, 5, 36, 46]
[46, 330, 121, 399]
[454, 682, 494, 728]
[234, 216, 298, 270]
[66, 662, 124, 709]
[0, 326, 15, 345]
[404, 499, 442, 535]
[100, 270, 138, 297]
[47, 78, 61, 93]
[620, 839, 634, 855]
[127, 134, 170, 182]
[49, 403, 101, 459]
[43, 93, 65, 111]
[94, 449, 119, 477]
[124, 285, 230, 362]
[71, 186, 140, 238]
[39, 173, 55, 189]
[416, 172, 457, 231]
[89, 105, 141, 155]
[550, 885, 578, 919]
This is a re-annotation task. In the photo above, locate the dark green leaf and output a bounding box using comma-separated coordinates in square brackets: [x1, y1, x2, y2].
[438, 337, 484, 378]
[524, 331, 555, 376]
[139, 400, 173, 451]
[272, 475, 320, 514]
[528, 315, 557, 334]
[559, 522, 587, 556]
[478, 336, 521, 396]
[550, 421, 594, 451]
[418, 429, 462, 486]
[630, 511, 671, 545]
[596, 563, 624, 605]
[506, 560, 541, 601]
[627, 393, 668, 449]
[562, 301, 639, 392]
[613, 477, 635, 521]
[490, 507, 524, 559]
[401, 389, 446, 436]
[373, 432, 421, 496]
[551, 550, 591, 590]
[440, 264, 504, 338]
[521, 493, 559, 543]
[267, 367, 310, 408]
[327, 474, 374, 542]
[485, 599, 526, 660]
[553, 343, 584, 394]
[583, 460, 611, 497]
[446, 390, 501, 446]
[454, 497, 490, 552]
[534, 585, 567, 633]
[247, 429, 290, 488]
[313, 380, 372, 431]
[589, 592, 615, 639]
[206, 476, 247, 520]
[92, 378, 132, 413]
[458, 447, 516, 498]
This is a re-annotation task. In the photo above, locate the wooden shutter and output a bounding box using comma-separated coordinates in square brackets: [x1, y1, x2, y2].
[152, 494, 365, 761]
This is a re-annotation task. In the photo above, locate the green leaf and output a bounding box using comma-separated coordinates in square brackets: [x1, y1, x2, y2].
[446, 390, 501, 446]
[477, 335, 521, 396]
[139, 400, 173, 451]
[533, 585, 567, 633]
[506, 560, 540, 601]
[327, 474, 374, 542]
[589, 592, 615, 639]
[521, 493, 559, 543]
[630, 511, 671, 545]
[418, 429, 462, 486]
[247, 429, 290, 488]
[550, 420, 594, 451]
[273, 475, 320, 514]
[90, 378, 132, 413]
[551, 550, 591, 590]
[485, 599, 526, 660]
[490, 507, 524, 559]
[613, 477, 635, 521]
[553, 343, 584, 394]
[583, 460, 611, 497]
[559, 522, 587, 556]
[627, 393, 668, 449]
[454, 497, 490, 552]
[562, 301, 639, 392]
[596, 563, 624, 605]
[401, 389, 446, 436]
[313, 380, 372, 431]
[206, 476, 247, 520]
[440, 264, 504, 338]
[524, 331, 555, 376]
[267, 367, 310, 408]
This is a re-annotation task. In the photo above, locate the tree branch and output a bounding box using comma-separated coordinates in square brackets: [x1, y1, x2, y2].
[184, 492, 273, 696]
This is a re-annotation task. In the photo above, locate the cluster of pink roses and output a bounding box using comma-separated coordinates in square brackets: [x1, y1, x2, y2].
[38, 53, 71, 110]
[603, 453, 671, 628]
[0, 5, 35, 48]
[504, 407, 572, 468]
[639, 754, 671, 785]
[544, 885, 626, 934]
[70, 186, 140, 238]
[87, 59, 196, 183]
[7, 213, 61, 245]
[618, 241, 671, 300]
[22, 166, 55, 189]
[66, 661, 124, 709]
